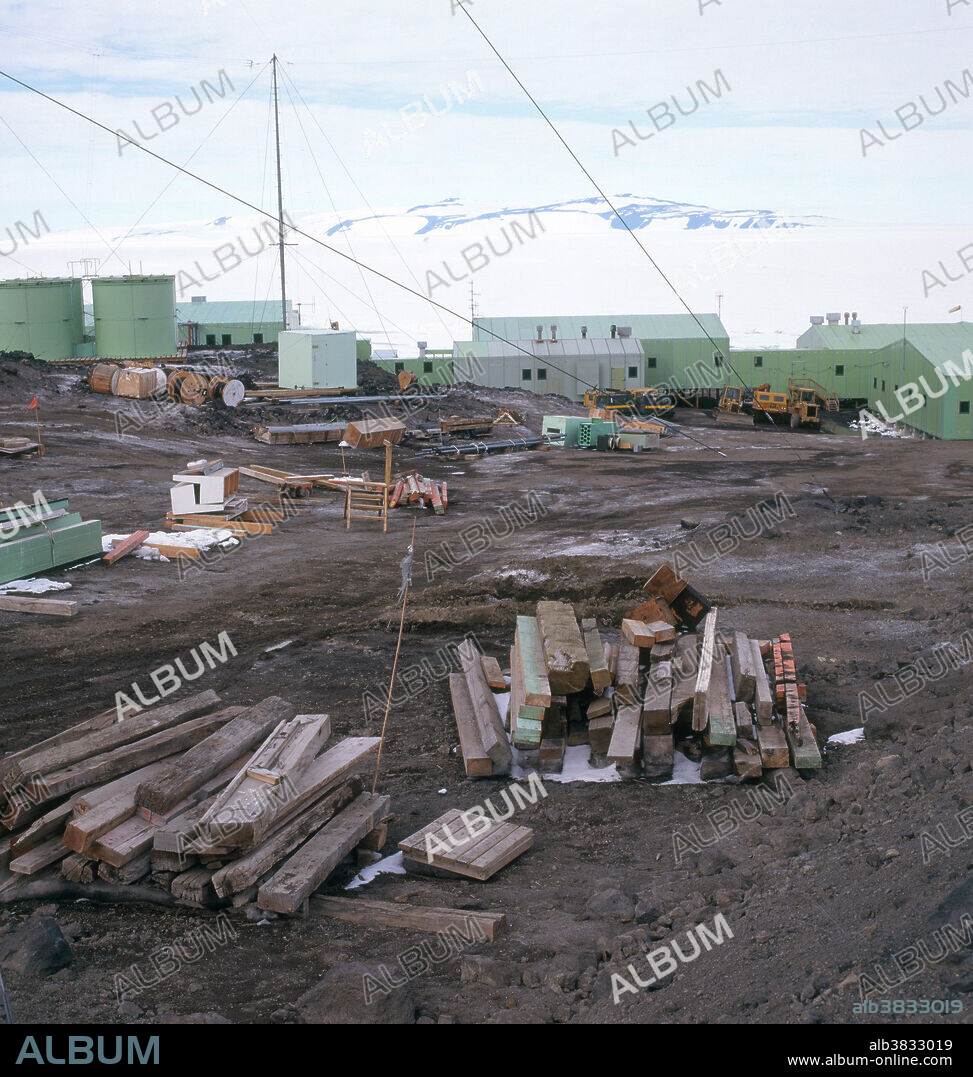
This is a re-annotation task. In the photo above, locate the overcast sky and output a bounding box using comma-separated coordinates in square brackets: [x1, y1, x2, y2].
[0, 0, 971, 341]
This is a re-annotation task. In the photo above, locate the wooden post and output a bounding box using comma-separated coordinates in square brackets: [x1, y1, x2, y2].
[33, 402, 43, 457]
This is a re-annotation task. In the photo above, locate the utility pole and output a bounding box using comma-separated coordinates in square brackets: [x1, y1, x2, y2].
[272, 55, 288, 329]
[469, 281, 478, 335]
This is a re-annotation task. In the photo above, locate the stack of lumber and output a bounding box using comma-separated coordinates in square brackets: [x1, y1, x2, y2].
[251, 423, 347, 445]
[0, 437, 39, 456]
[0, 498, 102, 587]
[388, 473, 447, 515]
[450, 564, 822, 781]
[0, 692, 389, 916]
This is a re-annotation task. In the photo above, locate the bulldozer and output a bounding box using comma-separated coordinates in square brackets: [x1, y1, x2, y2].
[582, 387, 675, 420]
[717, 378, 839, 429]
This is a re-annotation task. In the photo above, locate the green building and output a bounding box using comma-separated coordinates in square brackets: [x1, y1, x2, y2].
[727, 347, 871, 402]
[469, 313, 730, 390]
[795, 320, 973, 438]
[374, 347, 454, 385]
[176, 298, 296, 347]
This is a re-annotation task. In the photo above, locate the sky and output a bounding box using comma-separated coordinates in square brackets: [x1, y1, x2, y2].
[0, 0, 971, 348]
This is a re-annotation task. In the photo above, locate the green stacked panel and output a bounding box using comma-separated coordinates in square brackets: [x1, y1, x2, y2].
[0, 506, 103, 586]
[541, 415, 584, 447]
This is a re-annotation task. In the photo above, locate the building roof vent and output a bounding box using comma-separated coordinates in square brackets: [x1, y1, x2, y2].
[810, 315, 825, 325]
[618, 326, 633, 338]
[826, 312, 840, 325]
[851, 319, 861, 335]
[610, 324, 617, 339]
[580, 325, 588, 338]
[536, 324, 544, 343]
[191, 295, 206, 303]
[550, 324, 558, 342]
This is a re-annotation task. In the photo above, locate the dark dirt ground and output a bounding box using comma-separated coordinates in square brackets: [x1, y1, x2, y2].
[0, 353, 970, 1026]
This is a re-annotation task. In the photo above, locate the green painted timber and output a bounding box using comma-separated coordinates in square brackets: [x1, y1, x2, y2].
[706, 709, 738, 746]
[512, 717, 543, 748]
[785, 715, 823, 769]
[515, 616, 550, 704]
[0, 511, 102, 585]
[518, 704, 546, 722]
[0, 498, 70, 529]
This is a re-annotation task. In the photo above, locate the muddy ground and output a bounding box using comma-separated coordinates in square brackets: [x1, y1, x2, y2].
[0, 354, 970, 1025]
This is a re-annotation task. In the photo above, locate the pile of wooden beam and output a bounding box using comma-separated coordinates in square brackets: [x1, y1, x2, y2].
[388, 473, 447, 515]
[0, 692, 389, 916]
[451, 564, 822, 781]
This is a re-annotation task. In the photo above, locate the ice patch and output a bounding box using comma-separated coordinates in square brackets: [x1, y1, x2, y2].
[660, 751, 704, 785]
[512, 744, 621, 784]
[345, 850, 406, 890]
[827, 727, 865, 746]
[265, 640, 294, 653]
[0, 578, 73, 595]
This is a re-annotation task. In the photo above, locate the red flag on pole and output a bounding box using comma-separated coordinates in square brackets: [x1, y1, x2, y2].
[27, 396, 37, 409]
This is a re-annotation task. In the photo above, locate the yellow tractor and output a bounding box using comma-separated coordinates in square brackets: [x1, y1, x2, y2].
[718, 378, 839, 429]
[582, 388, 675, 420]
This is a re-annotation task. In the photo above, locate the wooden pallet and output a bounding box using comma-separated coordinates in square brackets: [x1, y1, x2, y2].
[398, 808, 533, 881]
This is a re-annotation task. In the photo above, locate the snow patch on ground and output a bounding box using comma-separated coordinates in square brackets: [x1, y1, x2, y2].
[827, 727, 865, 746]
[0, 578, 73, 595]
[660, 751, 705, 785]
[345, 851, 406, 890]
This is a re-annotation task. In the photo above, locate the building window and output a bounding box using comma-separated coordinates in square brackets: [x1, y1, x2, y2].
[206, 334, 216, 346]
[754, 356, 763, 368]
[961, 401, 971, 414]
[714, 353, 723, 367]
[835, 364, 844, 376]
[882, 380, 886, 392]
[394, 362, 404, 373]
[221, 334, 232, 346]
[647, 357, 657, 368]
[423, 360, 433, 374]
[537, 368, 547, 381]
[253, 333, 263, 344]
[628, 365, 638, 379]
[522, 369, 532, 381]
[873, 378, 878, 388]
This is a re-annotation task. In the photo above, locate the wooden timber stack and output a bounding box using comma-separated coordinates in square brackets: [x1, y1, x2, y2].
[449, 564, 822, 781]
[0, 691, 390, 916]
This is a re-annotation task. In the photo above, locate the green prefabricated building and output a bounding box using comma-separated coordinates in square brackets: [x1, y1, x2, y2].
[469, 313, 730, 389]
[728, 348, 869, 401]
[375, 349, 454, 385]
[92, 275, 177, 358]
[867, 327, 973, 440]
[176, 298, 295, 346]
[0, 278, 84, 360]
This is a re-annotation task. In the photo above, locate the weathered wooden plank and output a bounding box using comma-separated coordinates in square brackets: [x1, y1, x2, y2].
[459, 640, 511, 769]
[621, 618, 656, 649]
[730, 631, 757, 702]
[244, 712, 329, 786]
[19, 713, 228, 815]
[535, 601, 588, 695]
[449, 673, 492, 778]
[10, 835, 69, 875]
[642, 732, 674, 779]
[785, 709, 822, 770]
[642, 658, 673, 734]
[692, 610, 719, 733]
[581, 618, 611, 693]
[198, 737, 381, 849]
[615, 641, 641, 708]
[515, 616, 552, 707]
[257, 793, 390, 915]
[734, 701, 754, 739]
[643, 563, 686, 604]
[480, 656, 506, 691]
[63, 760, 173, 853]
[309, 895, 506, 941]
[733, 747, 763, 780]
[607, 704, 642, 774]
[755, 722, 789, 768]
[706, 657, 737, 747]
[588, 714, 614, 755]
[102, 530, 150, 565]
[211, 780, 361, 899]
[4, 689, 222, 792]
[0, 595, 77, 617]
[133, 702, 276, 814]
[751, 639, 774, 725]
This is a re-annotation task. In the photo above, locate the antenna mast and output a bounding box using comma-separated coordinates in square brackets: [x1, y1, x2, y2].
[272, 55, 288, 329]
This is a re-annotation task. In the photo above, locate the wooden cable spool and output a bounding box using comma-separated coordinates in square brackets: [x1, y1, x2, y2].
[207, 376, 229, 401]
[167, 369, 190, 401]
[178, 372, 209, 406]
[89, 363, 119, 395]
